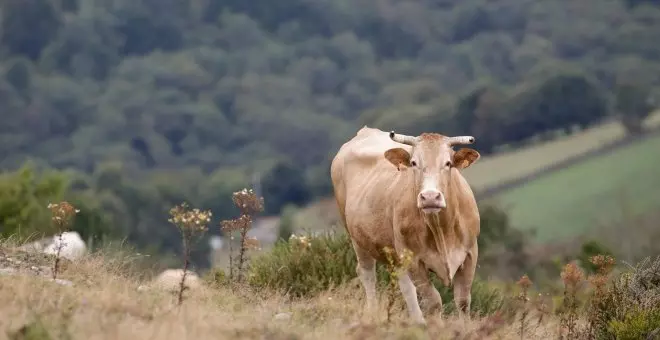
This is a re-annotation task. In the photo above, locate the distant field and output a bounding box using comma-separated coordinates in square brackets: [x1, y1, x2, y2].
[462, 112, 660, 193]
[486, 131, 660, 242]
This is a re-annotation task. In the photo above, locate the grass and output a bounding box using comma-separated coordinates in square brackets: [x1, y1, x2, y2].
[487, 132, 660, 242]
[0, 244, 558, 340]
[2, 195, 660, 340]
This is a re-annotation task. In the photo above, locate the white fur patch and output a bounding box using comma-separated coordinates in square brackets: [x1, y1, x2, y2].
[447, 248, 468, 279]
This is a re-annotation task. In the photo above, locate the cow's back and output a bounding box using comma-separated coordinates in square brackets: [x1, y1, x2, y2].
[330, 126, 410, 257]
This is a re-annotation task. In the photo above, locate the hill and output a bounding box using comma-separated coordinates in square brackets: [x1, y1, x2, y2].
[0, 240, 552, 340]
[2, 231, 659, 340]
[486, 130, 660, 242]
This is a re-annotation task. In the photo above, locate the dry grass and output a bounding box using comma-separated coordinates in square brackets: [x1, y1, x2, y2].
[0, 245, 562, 340]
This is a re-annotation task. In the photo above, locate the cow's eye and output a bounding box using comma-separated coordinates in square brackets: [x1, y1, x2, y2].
[411, 160, 417, 167]
[445, 161, 452, 167]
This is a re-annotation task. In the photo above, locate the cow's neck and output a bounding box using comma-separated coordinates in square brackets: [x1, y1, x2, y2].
[417, 170, 465, 282]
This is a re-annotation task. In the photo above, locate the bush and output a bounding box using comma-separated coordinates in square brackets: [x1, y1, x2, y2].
[594, 256, 660, 340]
[248, 231, 357, 297]
[607, 308, 660, 340]
[0, 164, 67, 238]
[248, 230, 505, 316]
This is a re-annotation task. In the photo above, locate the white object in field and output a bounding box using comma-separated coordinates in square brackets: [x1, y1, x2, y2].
[139, 269, 202, 292]
[43, 231, 88, 261]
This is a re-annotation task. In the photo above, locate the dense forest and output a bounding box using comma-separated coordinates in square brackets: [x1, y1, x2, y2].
[0, 0, 658, 267]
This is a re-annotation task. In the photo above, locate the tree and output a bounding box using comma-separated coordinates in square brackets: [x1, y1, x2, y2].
[261, 162, 312, 215]
[615, 82, 654, 135]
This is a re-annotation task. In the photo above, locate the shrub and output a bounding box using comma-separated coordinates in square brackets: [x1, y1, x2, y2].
[248, 231, 357, 297]
[607, 308, 660, 340]
[248, 230, 505, 316]
[594, 256, 660, 340]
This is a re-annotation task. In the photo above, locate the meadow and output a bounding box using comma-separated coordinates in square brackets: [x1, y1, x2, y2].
[1, 197, 659, 340]
[487, 131, 660, 242]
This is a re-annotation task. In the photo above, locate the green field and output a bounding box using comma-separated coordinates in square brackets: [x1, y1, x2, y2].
[486, 132, 660, 242]
[462, 112, 660, 192]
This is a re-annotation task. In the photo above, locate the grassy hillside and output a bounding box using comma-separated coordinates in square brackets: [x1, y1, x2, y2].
[462, 112, 660, 193]
[0, 241, 549, 340]
[3, 232, 659, 340]
[486, 131, 660, 242]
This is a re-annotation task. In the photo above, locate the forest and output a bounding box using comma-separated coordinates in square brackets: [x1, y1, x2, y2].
[0, 0, 658, 268]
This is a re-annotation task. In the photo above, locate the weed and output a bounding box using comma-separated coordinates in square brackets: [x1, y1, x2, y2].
[46, 201, 78, 280]
[382, 246, 414, 323]
[558, 261, 585, 339]
[168, 202, 211, 305]
[220, 188, 264, 284]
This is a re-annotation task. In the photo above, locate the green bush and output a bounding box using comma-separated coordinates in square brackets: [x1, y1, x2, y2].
[0, 164, 67, 238]
[247, 230, 504, 316]
[607, 308, 660, 340]
[594, 256, 660, 340]
[248, 231, 357, 297]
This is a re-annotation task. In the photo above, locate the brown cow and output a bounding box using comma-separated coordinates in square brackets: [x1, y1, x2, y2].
[330, 126, 481, 324]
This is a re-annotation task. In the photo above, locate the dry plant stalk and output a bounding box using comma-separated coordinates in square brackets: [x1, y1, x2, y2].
[559, 262, 585, 340]
[47, 201, 79, 280]
[168, 202, 211, 305]
[220, 188, 264, 283]
[585, 254, 616, 339]
[382, 246, 414, 324]
[516, 274, 532, 340]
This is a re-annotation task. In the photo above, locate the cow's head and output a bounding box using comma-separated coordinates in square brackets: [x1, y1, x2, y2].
[384, 131, 480, 214]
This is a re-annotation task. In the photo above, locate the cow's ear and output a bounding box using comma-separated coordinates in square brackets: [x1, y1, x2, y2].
[384, 148, 411, 171]
[453, 148, 480, 169]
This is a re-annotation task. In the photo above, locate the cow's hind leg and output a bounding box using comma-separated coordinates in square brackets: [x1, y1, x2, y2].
[410, 261, 443, 316]
[352, 241, 378, 317]
[453, 244, 478, 318]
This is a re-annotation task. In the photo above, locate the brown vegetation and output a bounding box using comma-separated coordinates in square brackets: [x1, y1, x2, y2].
[1, 189, 659, 339]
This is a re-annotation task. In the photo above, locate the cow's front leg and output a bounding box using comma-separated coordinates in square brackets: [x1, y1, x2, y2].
[453, 244, 478, 318]
[397, 269, 426, 325]
[410, 261, 443, 316]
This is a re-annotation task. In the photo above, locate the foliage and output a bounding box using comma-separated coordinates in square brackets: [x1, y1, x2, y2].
[597, 256, 660, 340]
[615, 81, 654, 135]
[220, 188, 264, 283]
[277, 204, 297, 242]
[476, 204, 532, 279]
[578, 240, 614, 275]
[248, 230, 505, 317]
[0, 164, 67, 238]
[607, 308, 660, 340]
[248, 231, 356, 297]
[168, 202, 211, 304]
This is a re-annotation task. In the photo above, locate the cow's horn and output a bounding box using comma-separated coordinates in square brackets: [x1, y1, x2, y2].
[389, 131, 418, 146]
[446, 136, 475, 146]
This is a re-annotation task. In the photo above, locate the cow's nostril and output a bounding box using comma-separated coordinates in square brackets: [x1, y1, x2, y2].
[420, 195, 426, 201]
[435, 193, 441, 200]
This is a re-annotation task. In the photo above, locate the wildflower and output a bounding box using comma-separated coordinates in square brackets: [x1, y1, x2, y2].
[561, 262, 584, 288]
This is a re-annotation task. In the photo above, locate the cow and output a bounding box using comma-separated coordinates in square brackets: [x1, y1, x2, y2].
[330, 126, 481, 325]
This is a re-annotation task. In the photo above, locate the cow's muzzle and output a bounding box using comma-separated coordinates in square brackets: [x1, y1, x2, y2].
[418, 190, 446, 214]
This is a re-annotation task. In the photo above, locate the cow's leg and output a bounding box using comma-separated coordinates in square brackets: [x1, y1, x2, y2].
[453, 244, 478, 318]
[409, 262, 443, 315]
[397, 269, 426, 325]
[352, 241, 377, 315]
